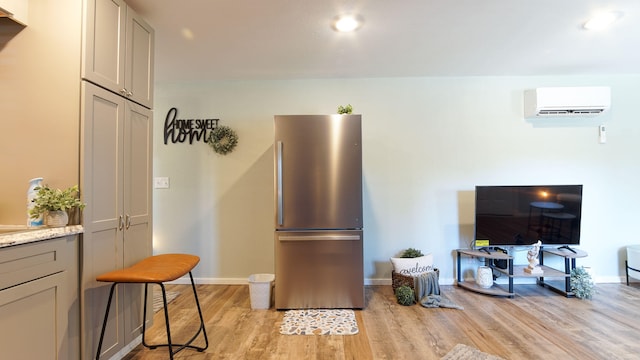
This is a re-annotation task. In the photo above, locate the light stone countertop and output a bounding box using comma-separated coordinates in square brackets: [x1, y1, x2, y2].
[0, 225, 84, 248]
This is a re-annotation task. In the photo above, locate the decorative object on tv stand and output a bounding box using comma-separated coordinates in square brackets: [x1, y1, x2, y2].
[207, 125, 238, 155]
[28, 184, 85, 227]
[570, 266, 595, 299]
[524, 240, 544, 275]
[476, 266, 493, 288]
[337, 104, 353, 114]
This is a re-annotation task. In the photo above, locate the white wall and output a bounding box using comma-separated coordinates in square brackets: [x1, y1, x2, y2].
[152, 75, 640, 285]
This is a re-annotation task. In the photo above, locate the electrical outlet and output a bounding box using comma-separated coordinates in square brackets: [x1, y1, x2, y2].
[154, 177, 170, 189]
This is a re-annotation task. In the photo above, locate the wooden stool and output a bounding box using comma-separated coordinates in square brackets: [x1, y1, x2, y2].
[95, 254, 208, 359]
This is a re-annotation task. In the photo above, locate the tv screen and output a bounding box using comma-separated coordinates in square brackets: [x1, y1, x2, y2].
[474, 185, 583, 248]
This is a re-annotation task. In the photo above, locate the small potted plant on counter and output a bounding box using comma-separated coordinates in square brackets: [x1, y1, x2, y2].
[29, 184, 85, 227]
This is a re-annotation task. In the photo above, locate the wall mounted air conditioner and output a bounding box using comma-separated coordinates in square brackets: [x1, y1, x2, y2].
[524, 86, 611, 119]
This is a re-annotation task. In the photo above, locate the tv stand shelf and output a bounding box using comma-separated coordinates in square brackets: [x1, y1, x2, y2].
[456, 249, 515, 298]
[538, 247, 588, 297]
[456, 248, 588, 298]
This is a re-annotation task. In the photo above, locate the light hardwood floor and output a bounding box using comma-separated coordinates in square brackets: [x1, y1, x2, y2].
[123, 283, 640, 359]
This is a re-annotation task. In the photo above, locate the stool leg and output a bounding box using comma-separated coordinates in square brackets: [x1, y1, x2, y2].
[141, 283, 151, 348]
[189, 270, 209, 351]
[139, 274, 209, 357]
[96, 282, 118, 360]
[160, 283, 175, 358]
[142, 283, 175, 358]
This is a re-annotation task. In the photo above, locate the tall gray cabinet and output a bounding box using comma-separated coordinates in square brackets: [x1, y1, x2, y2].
[80, 0, 154, 359]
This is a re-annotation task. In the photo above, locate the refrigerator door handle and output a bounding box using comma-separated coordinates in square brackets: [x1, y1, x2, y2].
[279, 235, 360, 241]
[276, 141, 284, 226]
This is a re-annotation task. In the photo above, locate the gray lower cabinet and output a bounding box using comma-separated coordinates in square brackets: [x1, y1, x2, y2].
[0, 236, 79, 360]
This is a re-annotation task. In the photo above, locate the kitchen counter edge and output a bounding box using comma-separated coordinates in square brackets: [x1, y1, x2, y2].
[0, 225, 84, 248]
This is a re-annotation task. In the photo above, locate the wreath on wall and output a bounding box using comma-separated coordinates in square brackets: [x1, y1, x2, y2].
[207, 125, 239, 155]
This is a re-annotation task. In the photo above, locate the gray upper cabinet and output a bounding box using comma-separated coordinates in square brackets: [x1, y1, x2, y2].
[82, 0, 154, 108]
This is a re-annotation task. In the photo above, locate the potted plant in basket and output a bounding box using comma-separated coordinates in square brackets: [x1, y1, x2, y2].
[29, 184, 85, 227]
[390, 247, 435, 292]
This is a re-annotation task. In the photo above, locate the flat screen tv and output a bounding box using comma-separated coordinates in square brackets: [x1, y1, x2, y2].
[474, 185, 583, 249]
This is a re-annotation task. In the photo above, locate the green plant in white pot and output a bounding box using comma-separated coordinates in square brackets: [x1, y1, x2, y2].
[29, 185, 85, 227]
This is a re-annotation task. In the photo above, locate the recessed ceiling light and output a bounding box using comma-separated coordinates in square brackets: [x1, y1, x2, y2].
[181, 28, 195, 40]
[583, 11, 623, 30]
[332, 15, 363, 32]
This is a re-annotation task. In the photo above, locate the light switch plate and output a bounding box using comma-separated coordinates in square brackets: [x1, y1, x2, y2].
[154, 177, 170, 189]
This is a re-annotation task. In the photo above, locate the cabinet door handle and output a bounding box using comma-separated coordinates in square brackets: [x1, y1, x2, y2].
[126, 91, 133, 97]
[120, 89, 127, 96]
[118, 215, 124, 231]
[125, 214, 131, 229]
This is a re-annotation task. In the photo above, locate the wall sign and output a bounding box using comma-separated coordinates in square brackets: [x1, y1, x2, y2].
[163, 107, 219, 145]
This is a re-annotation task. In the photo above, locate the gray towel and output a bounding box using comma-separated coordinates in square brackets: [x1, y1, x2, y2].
[414, 271, 464, 310]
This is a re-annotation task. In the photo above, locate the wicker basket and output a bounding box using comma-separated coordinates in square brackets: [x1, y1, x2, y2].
[391, 269, 439, 293]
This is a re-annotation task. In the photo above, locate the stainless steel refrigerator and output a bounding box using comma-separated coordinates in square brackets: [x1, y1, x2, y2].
[274, 114, 364, 309]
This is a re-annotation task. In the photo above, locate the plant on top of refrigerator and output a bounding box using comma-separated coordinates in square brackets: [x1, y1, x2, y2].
[337, 104, 353, 114]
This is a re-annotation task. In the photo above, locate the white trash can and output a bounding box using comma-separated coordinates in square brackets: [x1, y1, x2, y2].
[248, 273, 275, 310]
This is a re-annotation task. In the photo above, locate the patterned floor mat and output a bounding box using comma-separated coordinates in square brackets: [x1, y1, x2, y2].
[279, 309, 359, 335]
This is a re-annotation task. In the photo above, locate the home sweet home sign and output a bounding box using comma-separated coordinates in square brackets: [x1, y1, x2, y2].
[163, 107, 220, 144]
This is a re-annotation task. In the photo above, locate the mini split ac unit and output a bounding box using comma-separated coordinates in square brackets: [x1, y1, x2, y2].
[524, 86, 611, 118]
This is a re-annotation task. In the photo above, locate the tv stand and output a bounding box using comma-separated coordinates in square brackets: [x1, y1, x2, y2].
[538, 247, 588, 297]
[557, 245, 577, 254]
[456, 248, 588, 298]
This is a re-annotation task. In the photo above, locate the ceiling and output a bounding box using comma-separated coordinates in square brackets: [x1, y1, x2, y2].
[126, 0, 640, 83]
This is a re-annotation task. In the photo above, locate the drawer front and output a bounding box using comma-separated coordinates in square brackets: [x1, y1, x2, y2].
[0, 236, 73, 290]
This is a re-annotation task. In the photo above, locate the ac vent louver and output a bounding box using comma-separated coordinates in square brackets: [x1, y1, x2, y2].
[538, 109, 605, 116]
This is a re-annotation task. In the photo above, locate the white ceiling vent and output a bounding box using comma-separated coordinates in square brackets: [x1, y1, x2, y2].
[524, 87, 611, 119]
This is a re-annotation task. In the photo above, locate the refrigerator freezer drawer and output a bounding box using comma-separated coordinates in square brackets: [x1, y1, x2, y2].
[275, 230, 364, 309]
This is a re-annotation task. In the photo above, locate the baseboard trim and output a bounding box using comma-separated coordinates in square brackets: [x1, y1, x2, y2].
[166, 276, 627, 286]
[107, 334, 141, 360]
